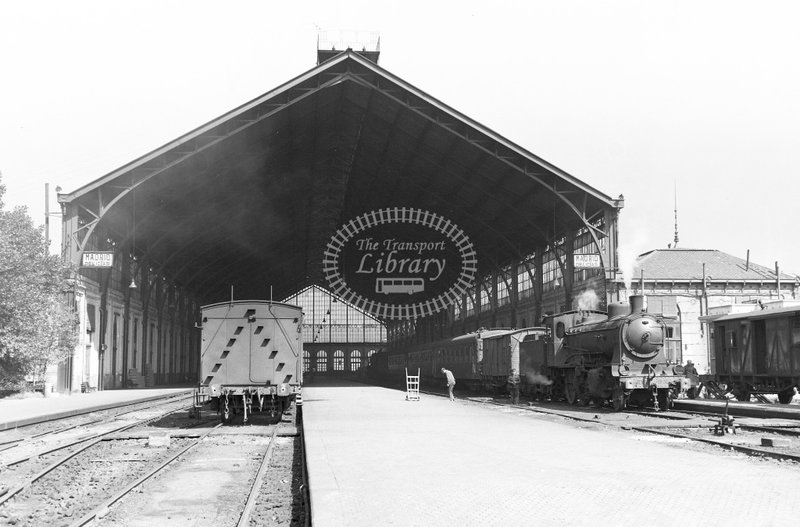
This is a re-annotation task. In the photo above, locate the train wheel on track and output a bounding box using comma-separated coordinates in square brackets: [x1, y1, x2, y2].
[777, 387, 796, 405]
[612, 386, 626, 411]
[656, 389, 673, 411]
[564, 371, 579, 405]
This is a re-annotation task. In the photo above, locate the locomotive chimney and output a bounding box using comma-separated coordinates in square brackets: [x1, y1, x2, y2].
[629, 295, 645, 314]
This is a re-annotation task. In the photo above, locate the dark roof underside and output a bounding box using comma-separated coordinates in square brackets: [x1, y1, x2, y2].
[64, 51, 619, 305]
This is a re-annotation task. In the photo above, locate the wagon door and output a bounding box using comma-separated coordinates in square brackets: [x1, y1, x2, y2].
[753, 320, 767, 375]
[248, 312, 274, 384]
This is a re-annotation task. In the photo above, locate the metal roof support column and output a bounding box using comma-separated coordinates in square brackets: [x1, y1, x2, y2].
[510, 262, 519, 328]
[138, 263, 153, 385]
[533, 251, 544, 324]
[121, 250, 135, 389]
[564, 230, 575, 310]
[490, 271, 498, 328]
[604, 206, 621, 306]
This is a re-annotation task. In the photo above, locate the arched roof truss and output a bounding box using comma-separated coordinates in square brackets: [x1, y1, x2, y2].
[60, 50, 622, 305]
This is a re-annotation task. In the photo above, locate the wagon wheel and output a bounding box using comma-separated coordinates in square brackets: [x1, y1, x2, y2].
[736, 388, 751, 403]
[777, 387, 796, 405]
[564, 371, 579, 405]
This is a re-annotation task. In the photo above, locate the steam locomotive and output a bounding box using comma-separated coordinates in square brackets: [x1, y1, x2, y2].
[378, 295, 689, 411]
[529, 295, 688, 410]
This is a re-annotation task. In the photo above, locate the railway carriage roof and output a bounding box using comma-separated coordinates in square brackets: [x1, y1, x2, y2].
[713, 305, 800, 322]
[61, 50, 621, 305]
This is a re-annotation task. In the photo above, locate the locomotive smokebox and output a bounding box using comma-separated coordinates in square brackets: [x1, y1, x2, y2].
[629, 295, 645, 313]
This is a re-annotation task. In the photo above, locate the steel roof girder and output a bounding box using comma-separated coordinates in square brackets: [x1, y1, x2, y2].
[343, 72, 616, 210]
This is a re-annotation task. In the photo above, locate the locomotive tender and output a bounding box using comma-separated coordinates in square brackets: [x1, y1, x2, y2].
[198, 300, 303, 423]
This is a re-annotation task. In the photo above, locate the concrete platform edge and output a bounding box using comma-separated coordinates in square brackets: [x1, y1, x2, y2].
[0, 389, 193, 431]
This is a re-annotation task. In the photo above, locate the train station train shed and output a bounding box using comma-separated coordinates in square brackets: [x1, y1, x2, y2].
[54, 46, 623, 393]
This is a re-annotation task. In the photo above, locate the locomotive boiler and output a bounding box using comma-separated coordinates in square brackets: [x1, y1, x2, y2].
[532, 295, 686, 410]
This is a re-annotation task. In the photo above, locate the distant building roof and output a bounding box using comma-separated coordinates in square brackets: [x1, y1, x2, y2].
[632, 249, 798, 282]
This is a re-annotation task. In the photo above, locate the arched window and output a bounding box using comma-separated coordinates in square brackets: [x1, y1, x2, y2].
[316, 350, 328, 372]
[303, 350, 311, 373]
[333, 350, 345, 371]
[350, 350, 362, 371]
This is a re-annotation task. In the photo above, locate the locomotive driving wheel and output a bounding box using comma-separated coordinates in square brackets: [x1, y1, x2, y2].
[564, 371, 580, 405]
[656, 388, 673, 411]
[612, 386, 626, 411]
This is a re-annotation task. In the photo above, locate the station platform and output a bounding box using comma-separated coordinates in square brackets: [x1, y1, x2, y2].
[302, 379, 800, 527]
[0, 387, 193, 430]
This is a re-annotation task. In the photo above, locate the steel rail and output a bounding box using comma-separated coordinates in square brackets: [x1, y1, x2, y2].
[0, 403, 189, 506]
[0, 391, 193, 432]
[0, 394, 193, 455]
[236, 422, 284, 527]
[299, 407, 311, 527]
[3, 396, 193, 467]
[422, 389, 800, 464]
[69, 423, 224, 527]
[631, 426, 800, 463]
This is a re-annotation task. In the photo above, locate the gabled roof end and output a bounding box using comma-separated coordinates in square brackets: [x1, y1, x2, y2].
[317, 30, 380, 65]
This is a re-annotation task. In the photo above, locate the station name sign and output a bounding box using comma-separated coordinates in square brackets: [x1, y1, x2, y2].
[573, 253, 602, 269]
[81, 251, 114, 268]
[323, 208, 477, 320]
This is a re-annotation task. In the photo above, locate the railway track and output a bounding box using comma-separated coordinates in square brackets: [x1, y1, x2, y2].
[0, 392, 193, 454]
[420, 388, 800, 464]
[0, 395, 194, 468]
[0, 396, 200, 522]
[0, 399, 308, 527]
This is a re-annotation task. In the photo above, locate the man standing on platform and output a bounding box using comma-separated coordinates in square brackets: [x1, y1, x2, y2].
[441, 367, 456, 401]
[507, 368, 521, 404]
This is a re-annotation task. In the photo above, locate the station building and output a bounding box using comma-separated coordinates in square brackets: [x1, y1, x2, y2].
[52, 42, 624, 393]
[618, 248, 800, 375]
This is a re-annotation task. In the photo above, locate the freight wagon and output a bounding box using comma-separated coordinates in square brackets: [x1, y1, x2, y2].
[198, 300, 303, 423]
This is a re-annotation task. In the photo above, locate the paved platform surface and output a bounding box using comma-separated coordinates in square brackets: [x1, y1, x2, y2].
[303, 380, 800, 527]
[0, 387, 192, 430]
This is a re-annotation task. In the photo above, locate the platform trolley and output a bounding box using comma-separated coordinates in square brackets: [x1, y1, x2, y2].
[405, 368, 420, 401]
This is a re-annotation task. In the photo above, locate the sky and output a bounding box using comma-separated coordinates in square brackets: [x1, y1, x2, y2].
[2, 1, 799, 276]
